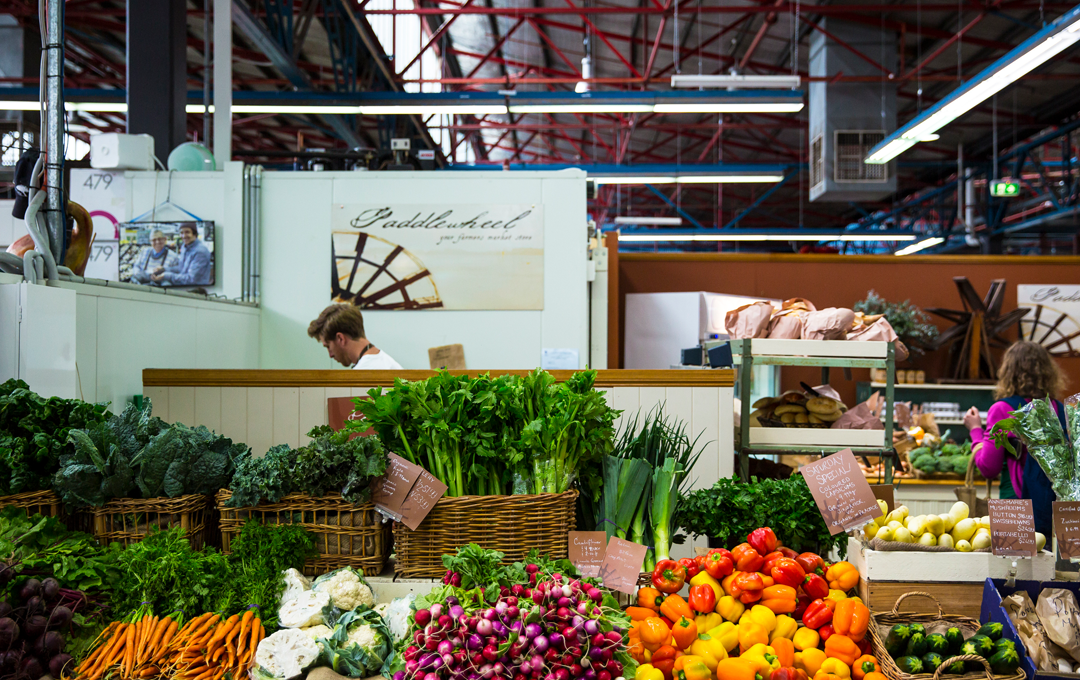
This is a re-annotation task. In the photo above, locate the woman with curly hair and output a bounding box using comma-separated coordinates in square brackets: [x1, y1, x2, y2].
[963, 340, 1069, 536]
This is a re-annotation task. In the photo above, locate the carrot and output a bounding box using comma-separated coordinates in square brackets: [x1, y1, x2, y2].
[136, 667, 159, 678]
[183, 616, 220, 654]
[209, 615, 240, 645]
[157, 618, 179, 658]
[235, 610, 255, 659]
[85, 625, 126, 680]
[124, 621, 137, 678]
[147, 616, 171, 659]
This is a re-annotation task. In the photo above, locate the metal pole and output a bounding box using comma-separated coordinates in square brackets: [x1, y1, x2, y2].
[213, 0, 232, 163]
[45, 0, 66, 261]
[204, 0, 212, 146]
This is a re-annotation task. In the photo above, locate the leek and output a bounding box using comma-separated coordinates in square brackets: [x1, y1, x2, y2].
[650, 458, 680, 561]
[598, 455, 651, 540]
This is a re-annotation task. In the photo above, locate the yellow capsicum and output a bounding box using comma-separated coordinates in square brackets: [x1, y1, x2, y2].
[636, 664, 665, 680]
[695, 612, 724, 634]
[792, 627, 821, 652]
[795, 648, 828, 678]
[690, 634, 729, 672]
[770, 615, 798, 642]
[819, 659, 852, 679]
[747, 604, 777, 633]
[741, 643, 782, 677]
[689, 571, 724, 603]
[738, 621, 770, 654]
[716, 595, 746, 622]
[705, 621, 740, 653]
[673, 655, 712, 680]
[826, 590, 848, 604]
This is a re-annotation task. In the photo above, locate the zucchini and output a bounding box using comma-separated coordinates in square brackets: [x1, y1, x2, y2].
[994, 638, 1017, 654]
[921, 653, 945, 673]
[969, 634, 995, 657]
[905, 632, 927, 657]
[976, 622, 1004, 642]
[896, 656, 925, 675]
[909, 623, 926, 637]
[942, 659, 966, 675]
[925, 634, 950, 655]
[989, 648, 1021, 675]
[885, 624, 912, 657]
[944, 627, 964, 655]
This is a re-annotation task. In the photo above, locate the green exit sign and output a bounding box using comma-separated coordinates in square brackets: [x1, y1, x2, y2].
[990, 179, 1020, 197]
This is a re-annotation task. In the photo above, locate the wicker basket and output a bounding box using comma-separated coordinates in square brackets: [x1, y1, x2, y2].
[394, 490, 578, 579]
[216, 491, 389, 577]
[92, 494, 211, 549]
[0, 490, 63, 518]
[931, 657, 1021, 680]
[870, 592, 1026, 680]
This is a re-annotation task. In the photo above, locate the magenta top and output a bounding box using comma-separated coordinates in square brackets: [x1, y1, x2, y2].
[970, 400, 1026, 496]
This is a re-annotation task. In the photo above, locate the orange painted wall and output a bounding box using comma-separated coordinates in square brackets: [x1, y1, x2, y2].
[616, 253, 1080, 405]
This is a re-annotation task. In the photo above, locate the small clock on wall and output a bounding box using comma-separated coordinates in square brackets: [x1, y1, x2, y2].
[331, 231, 444, 310]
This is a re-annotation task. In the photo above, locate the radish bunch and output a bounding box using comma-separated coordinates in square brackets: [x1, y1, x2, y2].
[397, 569, 625, 680]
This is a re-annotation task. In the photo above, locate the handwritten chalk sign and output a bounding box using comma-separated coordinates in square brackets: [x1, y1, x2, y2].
[569, 532, 607, 578]
[799, 449, 880, 535]
[373, 454, 423, 514]
[989, 498, 1037, 557]
[1053, 501, 1080, 561]
[598, 537, 649, 595]
[398, 469, 448, 531]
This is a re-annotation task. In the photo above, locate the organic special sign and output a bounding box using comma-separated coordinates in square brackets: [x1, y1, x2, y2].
[1053, 501, 1080, 560]
[989, 498, 1038, 557]
[598, 537, 649, 595]
[568, 531, 608, 578]
[800, 449, 880, 534]
[331, 203, 544, 310]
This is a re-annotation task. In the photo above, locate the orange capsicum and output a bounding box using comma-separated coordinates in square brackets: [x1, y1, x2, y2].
[628, 628, 645, 663]
[639, 587, 666, 612]
[673, 655, 712, 680]
[732, 543, 765, 572]
[771, 637, 795, 668]
[738, 621, 770, 654]
[652, 646, 680, 680]
[815, 673, 847, 680]
[825, 562, 859, 592]
[714, 658, 759, 680]
[851, 656, 879, 680]
[661, 594, 695, 623]
[823, 634, 860, 667]
[863, 673, 889, 680]
[833, 599, 870, 642]
[729, 572, 765, 604]
[761, 585, 798, 614]
[628, 606, 658, 621]
[672, 617, 699, 651]
[640, 617, 672, 652]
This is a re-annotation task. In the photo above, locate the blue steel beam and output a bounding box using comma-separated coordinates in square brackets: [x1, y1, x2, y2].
[723, 173, 794, 229]
[644, 185, 706, 230]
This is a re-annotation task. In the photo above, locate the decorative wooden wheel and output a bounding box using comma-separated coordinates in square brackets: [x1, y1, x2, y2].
[331, 231, 443, 309]
[926, 277, 1029, 381]
[1018, 304, 1080, 357]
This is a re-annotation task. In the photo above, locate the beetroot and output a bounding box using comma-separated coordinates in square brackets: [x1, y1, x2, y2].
[49, 653, 74, 678]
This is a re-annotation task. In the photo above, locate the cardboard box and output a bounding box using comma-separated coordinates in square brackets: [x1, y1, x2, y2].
[981, 578, 1080, 680]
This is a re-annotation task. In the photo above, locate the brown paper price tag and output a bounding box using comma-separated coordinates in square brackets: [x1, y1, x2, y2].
[398, 470, 448, 531]
[989, 498, 1037, 557]
[568, 532, 608, 578]
[1053, 501, 1080, 560]
[598, 537, 649, 595]
[799, 449, 880, 534]
[373, 453, 423, 514]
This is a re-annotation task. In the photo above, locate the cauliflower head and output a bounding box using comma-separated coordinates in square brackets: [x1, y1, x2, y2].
[381, 595, 416, 642]
[312, 567, 375, 611]
[254, 628, 321, 680]
[278, 590, 331, 629]
[281, 568, 312, 606]
[321, 608, 393, 678]
[345, 623, 382, 652]
[301, 624, 333, 641]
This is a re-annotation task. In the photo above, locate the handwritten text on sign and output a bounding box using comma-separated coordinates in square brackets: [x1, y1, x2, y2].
[398, 470, 448, 531]
[989, 498, 1037, 557]
[372, 454, 423, 513]
[598, 537, 649, 595]
[800, 449, 880, 535]
[568, 532, 608, 578]
[1054, 501, 1080, 561]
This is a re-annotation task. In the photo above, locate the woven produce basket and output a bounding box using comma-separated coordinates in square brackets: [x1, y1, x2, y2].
[870, 592, 1025, 680]
[216, 491, 389, 577]
[92, 494, 211, 549]
[394, 490, 578, 579]
[0, 490, 63, 518]
[932, 658, 1022, 680]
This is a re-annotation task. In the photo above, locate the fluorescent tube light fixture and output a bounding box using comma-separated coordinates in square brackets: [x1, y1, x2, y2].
[894, 237, 945, 255]
[508, 104, 653, 113]
[653, 101, 804, 113]
[618, 231, 921, 242]
[593, 173, 783, 185]
[614, 216, 684, 226]
[359, 105, 508, 115]
[670, 74, 802, 89]
[866, 7, 1080, 164]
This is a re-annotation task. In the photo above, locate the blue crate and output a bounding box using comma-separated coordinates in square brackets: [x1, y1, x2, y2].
[981, 578, 1080, 680]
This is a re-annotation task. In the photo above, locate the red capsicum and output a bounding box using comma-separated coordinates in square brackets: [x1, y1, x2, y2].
[678, 557, 701, 580]
[729, 571, 765, 604]
[793, 594, 812, 621]
[748, 527, 778, 555]
[802, 599, 835, 630]
[704, 549, 734, 579]
[731, 543, 765, 573]
[800, 573, 829, 600]
[689, 584, 717, 615]
[771, 668, 809, 680]
[653, 560, 688, 594]
[762, 551, 785, 575]
[778, 546, 799, 560]
[818, 625, 835, 642]
[795, 552, 826, 577]
[771, 558, 806, 589]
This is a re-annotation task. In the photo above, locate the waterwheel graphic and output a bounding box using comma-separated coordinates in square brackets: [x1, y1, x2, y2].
[1018, 304, 1080, 357]
[332, 231, 443, 309]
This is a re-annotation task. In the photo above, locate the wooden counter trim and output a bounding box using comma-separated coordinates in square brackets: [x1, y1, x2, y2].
[620, 252, 1080, 265]
[142, 368, 737, 388]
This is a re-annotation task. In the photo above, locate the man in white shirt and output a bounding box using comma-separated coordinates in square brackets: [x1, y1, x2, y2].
[307, 304, 404, 370]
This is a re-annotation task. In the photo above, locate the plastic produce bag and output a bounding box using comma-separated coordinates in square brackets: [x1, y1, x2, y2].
[511, 469, 533, 495]
[993, 397, 1079, 501]
[281, 568, 312, 605]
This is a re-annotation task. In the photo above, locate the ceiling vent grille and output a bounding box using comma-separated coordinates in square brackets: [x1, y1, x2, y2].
[835, 131, 886, 182]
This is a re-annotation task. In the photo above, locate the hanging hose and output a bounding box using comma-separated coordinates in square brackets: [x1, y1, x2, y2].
[0, 252, 23, 274]
[22, 190, 59, 281]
